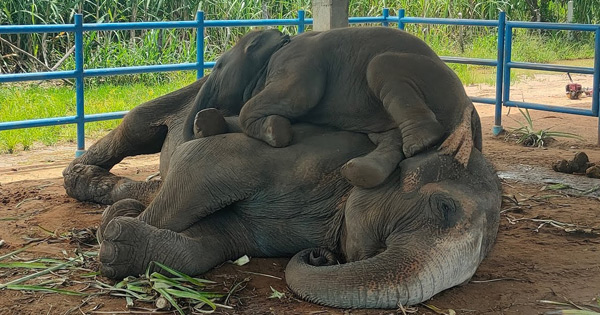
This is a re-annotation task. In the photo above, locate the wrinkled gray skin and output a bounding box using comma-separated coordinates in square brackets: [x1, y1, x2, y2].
[62, 77, 206, 206]
[184, 27, 479, 188]
[64, 117, 500, 309]
[62, 27, 499, 308]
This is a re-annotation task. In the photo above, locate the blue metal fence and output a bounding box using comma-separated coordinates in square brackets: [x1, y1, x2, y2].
[396, 9, 506, 135]
[502, 21, 600, 118]
[1, 9, 599, 154]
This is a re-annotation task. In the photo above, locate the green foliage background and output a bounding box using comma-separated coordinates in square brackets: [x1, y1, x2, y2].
[1, 0, 598, 81]
[0, 1, 597, 152]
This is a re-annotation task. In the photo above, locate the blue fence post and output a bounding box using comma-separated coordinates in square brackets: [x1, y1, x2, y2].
[502, 24, 513, 117]
[297, 10, 305, 34]
[398, 9, 405, 30]
[74, 14, 85, 157]
[594, 27, 600, 145]
[492, 11, 506, 136]
[196, 11, 205, 79]
[382, 8, 389, 27]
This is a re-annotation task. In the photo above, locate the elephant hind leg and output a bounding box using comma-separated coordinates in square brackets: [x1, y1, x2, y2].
[97, 198, 146, 243]
[99, 213, 244, 279]
[367, 53, 445, 158]
[99, 216, 204, 279]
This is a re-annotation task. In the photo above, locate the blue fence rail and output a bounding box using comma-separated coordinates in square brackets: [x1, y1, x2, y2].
[1, 9, 599, 154]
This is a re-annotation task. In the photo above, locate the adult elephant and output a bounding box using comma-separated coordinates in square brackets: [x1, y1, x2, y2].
[70, 122, 501, 309]
[184, 27, 479, 188]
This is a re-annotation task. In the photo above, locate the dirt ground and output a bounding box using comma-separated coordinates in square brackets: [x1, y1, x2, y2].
[1, 73, 599, 314]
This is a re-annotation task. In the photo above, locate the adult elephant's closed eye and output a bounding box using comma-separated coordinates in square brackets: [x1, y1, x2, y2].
[430, 194, 460, 228]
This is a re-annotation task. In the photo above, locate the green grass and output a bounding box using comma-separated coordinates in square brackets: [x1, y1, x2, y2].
[0, 72, 196, 153]
[1, 27, 595, 153]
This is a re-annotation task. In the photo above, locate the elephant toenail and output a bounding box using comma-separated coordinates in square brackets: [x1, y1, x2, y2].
[103, 220, 122, 241]
[99, 241, 117, 263]
[100, 265, 116, 278]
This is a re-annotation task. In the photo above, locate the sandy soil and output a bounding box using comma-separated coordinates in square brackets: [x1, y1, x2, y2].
[0, 73, 599, 315]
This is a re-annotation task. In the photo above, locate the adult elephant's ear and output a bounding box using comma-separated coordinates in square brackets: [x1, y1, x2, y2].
[439, 105, 480, 167]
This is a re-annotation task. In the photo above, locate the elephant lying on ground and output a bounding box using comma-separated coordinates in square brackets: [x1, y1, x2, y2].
[184, 27, 480, 188]
[64, 119, 501, 308]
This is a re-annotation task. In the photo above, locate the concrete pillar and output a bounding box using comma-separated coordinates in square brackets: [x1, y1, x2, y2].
[312, 0, 349, 31]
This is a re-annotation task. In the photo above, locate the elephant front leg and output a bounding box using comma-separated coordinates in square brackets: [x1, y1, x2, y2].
[63, 164, 162, 205]
[99, 215, 240, 279]
[239, 70, 326, 147]
[341, 129, 405, 188]
[367, 53, 446, 158]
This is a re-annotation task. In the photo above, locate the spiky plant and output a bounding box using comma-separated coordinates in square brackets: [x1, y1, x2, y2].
[505, 108, 583, 147]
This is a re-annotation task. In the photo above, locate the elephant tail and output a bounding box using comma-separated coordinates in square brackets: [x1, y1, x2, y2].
[285, 231, 486, 309]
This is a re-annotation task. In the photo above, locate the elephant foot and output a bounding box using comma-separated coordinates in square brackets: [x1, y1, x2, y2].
[99, 216, 197, 279]
[400, 119, 445, 158]
[261, 115, 293, 148]
[342, 130, 405, 188]
[97, 199, 146, 243]
[342, 153, 399, 188]
[63, 164, 129, 204]
[194, 108, 228, 138]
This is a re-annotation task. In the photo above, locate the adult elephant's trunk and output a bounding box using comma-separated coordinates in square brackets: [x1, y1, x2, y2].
[285, 230, 485, 309]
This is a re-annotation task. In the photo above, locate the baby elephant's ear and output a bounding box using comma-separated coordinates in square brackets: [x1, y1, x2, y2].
[438, 106, 474, 167]
[244, 35, 262, 54]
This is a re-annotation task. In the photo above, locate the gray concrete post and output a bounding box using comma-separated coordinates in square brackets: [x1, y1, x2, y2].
[312, 0, 349, 31]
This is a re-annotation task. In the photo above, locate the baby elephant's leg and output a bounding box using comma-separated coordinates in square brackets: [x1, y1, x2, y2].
[239, 67, 326, 147]
[367, 53, 446, 158]
[341, 129, 404, 188]
[193, 109, 243, 138]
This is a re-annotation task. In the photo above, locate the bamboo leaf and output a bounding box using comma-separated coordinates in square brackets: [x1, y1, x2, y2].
[5, 284, 87, 296]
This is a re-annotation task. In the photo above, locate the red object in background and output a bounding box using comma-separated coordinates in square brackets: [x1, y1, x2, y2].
[565, 83, 583, 99]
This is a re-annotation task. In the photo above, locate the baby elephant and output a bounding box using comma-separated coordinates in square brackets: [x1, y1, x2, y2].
[185, 27, 480, 188]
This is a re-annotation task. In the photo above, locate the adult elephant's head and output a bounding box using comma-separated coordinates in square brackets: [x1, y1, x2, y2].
[183, 29, 290, 140]
[286, 147, 501, 308]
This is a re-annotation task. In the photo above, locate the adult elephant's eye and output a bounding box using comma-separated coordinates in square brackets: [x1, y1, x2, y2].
[430, 195, 460, 228]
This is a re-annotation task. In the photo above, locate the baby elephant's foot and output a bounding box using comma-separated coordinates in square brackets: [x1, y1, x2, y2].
[401, 120, 445, 158]
[63, 164, 128, 204]
[97, 199, 146, 243]
[194, 108, 228, 138]
[342, 157, 393, 188]
[341, 144, 404, 188]
[262, 115, 292, 148]
[99, 217, 195, 279]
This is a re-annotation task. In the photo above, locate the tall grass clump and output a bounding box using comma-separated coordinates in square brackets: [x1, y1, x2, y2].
[1, 0, 597, 83]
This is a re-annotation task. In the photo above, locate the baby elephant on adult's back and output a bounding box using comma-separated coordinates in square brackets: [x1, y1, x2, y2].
[186, 27, 479, 188]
